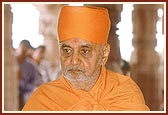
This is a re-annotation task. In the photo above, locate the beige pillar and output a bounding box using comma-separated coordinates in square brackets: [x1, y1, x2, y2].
[131, 4, 161, 110]
[4, 4, 19, 111]
[85, 4, 123, 73]
[35, 4, 64, 80]
[35, 5, 62, 62]
[106, 4, 123, 73]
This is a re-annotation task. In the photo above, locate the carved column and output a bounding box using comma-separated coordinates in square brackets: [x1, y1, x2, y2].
[4, 4, 19, 110]
[130, 4, 161, 110]
[35, 4, 63, 80]
[106, 4, 123, 73]
[35, 5, 61, 62]
[85, 4, 123, 73]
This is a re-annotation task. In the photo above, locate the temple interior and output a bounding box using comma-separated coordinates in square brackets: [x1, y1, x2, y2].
[3, 2, 165, 111]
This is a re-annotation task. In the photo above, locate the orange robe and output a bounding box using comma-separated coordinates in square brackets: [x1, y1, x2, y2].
[22, 66, 150, 111]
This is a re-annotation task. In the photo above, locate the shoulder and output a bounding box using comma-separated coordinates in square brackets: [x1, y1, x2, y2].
[104, 69, 149, 110]
[26, 58, 36, 66]
[105, 69, 144, 97]
[34, 76, 68, 94]
[106, 69, 137, 87]
[22, 76, 69, 110]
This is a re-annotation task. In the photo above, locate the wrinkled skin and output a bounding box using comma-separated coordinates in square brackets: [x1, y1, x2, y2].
[60, 38, 110, 91]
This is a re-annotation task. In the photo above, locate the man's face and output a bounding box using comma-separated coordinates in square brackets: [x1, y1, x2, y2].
[33, 48, 45, 62]
[60, 38, 107, 90]
[19, 44, 31, 57]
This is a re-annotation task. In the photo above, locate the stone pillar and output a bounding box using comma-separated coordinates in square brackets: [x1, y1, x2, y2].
[106, 5, 123, 73]
[85, 4, 123, 73]
[35, 5, 61, 62]
[130, 4, 161, 110]
[4, 4, 19, 111]
[35, 4, 63, 80]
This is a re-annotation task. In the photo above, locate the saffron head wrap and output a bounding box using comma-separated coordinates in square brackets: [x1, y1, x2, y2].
[58, 6, 111, 44]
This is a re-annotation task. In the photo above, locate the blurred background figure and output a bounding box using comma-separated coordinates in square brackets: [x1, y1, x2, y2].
[121, 59, 130, 76]
[15, 40, 59, 110]
[15, 40, 33, 67]
[31, 45, 50, 86]
[15, 40, 38, 110]
[47, 61, 62, 81]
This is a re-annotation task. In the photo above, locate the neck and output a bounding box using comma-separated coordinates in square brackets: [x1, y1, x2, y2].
[17, 55, 27, 64]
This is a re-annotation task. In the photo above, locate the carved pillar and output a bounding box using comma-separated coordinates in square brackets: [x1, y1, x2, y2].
[4, 4, 19, 110]
[35, 4, 63, 80]
[85, 4, 123, 73]
[35, 5, 61, 62]
[130, 4, 161, 110]
[106, 5, 123, 73]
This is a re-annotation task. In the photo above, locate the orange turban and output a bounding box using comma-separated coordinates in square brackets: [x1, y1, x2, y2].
[58, 6, 111, 44]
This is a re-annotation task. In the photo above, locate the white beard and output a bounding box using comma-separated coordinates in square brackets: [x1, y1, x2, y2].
[63, 56, 103, 91]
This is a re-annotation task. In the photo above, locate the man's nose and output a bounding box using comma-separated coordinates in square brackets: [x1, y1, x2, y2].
[71, 53, 81, 65]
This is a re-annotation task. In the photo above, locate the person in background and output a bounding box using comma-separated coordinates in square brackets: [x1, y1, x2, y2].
[121, 59, 130, 76]
[22, 6, 149, 111]
[15, 40, 38, 110]
[31, 45, 50, 86]
[47, 62, 62, 81]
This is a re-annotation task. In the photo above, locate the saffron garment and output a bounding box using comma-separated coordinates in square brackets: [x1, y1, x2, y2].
[22, 66, 150, 111]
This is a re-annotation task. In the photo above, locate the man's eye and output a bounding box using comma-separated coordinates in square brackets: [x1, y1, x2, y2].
[63, 48, 72, 55]
[64, 49, 71, 53]
[80, 49, 90, 55]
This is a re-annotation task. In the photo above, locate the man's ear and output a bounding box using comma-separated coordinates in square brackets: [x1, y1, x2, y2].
[102, 44, 110, 65]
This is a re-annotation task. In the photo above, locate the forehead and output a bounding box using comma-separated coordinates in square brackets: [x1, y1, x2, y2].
[60, 38, 95, 48]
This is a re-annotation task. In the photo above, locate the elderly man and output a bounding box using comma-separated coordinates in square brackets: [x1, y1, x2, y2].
[22, 6, 149, 111]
